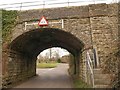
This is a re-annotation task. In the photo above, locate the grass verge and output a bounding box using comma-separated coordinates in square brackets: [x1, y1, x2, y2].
[37, 63, 58, 68]
[73, 78, 91, 88]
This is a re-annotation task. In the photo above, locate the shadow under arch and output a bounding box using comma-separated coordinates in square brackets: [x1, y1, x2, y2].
[9, 28, 84, 58]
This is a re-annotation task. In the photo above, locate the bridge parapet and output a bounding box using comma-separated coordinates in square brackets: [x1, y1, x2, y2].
[19, 3, 118, 22]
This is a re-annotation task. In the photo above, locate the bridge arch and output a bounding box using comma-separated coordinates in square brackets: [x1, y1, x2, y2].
[10, 28, 84, 57]
[6, 28, 84, 87]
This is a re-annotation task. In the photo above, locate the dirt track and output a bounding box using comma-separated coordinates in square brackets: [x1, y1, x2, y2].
[14, 63, 73, 88]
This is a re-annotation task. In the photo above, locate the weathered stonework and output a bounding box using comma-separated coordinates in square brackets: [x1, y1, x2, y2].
[2, 3, 120, 88]
[118, 3, 120, 88]
[2, 50, 36, 88]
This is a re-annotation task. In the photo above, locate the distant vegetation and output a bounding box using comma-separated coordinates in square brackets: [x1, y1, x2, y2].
[2, 10, 18, 43]
[37, 62, 58, 68]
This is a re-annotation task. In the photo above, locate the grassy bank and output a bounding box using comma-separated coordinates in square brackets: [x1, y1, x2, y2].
[37, 63, 58, 68]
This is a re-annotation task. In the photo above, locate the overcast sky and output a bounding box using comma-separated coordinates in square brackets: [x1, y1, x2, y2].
[0, 0, 115, 4]
[0, 0, 117, 10]
[39, 47, 70, 58]
[0, 0, 104, 4]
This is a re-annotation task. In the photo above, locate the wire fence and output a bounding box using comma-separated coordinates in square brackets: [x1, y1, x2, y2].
[0, 0, 119, 10]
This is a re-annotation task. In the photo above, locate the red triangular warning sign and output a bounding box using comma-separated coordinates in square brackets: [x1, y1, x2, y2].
[38, 16, 48, 27]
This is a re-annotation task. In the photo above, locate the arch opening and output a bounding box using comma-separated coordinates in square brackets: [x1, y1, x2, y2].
[36, 47, 70, 74]
[38, 47, 70, 60]
[8, 28, 84, 86]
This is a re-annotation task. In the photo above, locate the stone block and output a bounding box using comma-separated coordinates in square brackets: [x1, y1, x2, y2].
[89, 3, 108, 17]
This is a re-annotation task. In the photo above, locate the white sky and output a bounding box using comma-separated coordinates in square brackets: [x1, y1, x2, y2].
[39, 47, 70, 58]
[0, 0, 116, 4]
[0, 0, 98, 4]
[0, 0, 118, 10]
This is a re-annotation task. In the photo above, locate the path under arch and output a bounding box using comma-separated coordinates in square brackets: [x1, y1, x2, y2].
[14, 63, 73, 88]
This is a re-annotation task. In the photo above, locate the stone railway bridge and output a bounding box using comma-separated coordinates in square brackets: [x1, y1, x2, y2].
[2, 3, 120, 88]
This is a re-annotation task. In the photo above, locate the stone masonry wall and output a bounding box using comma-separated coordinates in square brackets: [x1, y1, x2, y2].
[119, 2, 120, 88]
[89, 4, 119, 74]
[117, 2, 120, 88]
[2, 3, 119, 88]
[68, 54, 75, 76]
[2, 50, 36, 88]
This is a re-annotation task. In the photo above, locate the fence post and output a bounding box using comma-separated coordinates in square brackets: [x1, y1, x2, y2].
[61, 19, 64, 29]
[68, 0, 69, 7]
[25, 22, 27, 31]
[86, 51, 95, 87]
[43, 1, 45, 9]
[20, 3, 22, 11]
[92, 46, 99, 68]
[93, 0, 95, 4]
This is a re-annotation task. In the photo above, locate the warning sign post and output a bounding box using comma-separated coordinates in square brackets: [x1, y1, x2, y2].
[38, 16, 48, 27]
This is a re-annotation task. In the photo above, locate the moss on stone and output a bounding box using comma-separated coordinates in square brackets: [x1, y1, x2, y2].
[2, 10, 18, 43]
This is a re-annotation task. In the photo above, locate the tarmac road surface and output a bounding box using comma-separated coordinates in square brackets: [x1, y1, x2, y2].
[14, 63, 73, 88]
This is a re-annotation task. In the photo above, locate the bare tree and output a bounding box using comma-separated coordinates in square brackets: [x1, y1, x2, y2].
[53, 51, 60, 60]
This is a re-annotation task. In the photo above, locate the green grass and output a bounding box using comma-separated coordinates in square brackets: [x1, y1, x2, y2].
[37, 63, 58, 68]
[73, 79, 91, 88]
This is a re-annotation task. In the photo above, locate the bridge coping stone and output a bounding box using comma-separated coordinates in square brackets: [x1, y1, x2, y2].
[19, 3, 118, 22]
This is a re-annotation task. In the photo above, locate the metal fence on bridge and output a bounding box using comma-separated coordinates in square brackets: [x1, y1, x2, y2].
[0, 0, 119, 11]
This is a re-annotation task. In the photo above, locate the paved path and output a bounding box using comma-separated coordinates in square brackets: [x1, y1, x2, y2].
[14, 63, 73, 88]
